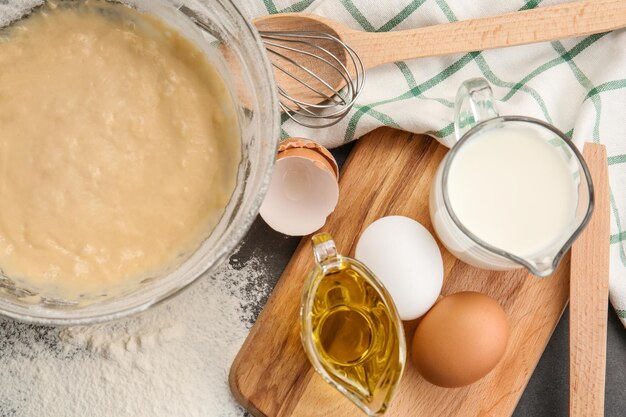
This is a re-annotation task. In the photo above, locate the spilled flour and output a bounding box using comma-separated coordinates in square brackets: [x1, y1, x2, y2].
[0, 0, 43, 28]
[0, 248, 271, 417]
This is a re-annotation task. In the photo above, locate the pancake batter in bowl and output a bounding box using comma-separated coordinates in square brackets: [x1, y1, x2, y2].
[0, 1, 240, 299]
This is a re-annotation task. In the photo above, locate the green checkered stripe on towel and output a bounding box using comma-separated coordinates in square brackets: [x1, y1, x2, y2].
[241, 0, 626, 325]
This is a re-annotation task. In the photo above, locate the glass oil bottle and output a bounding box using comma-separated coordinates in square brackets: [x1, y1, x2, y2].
[300, 233, 406, 416]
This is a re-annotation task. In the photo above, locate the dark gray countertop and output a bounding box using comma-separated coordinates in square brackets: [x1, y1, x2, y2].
[234, 141, 626, 417]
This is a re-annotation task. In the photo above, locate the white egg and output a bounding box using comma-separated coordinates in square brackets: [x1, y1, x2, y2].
[355, 216, 444, 321]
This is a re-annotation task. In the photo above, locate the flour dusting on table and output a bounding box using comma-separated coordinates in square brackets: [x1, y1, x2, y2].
[0, 251, 270, 417]
[0, 0, 43, 28]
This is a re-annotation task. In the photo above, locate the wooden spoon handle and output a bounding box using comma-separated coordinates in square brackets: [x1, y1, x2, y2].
[570, 144, 610, 417]
[340, 0, 626, 69]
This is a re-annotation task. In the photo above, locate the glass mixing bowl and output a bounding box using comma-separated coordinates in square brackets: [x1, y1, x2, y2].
[0, 0, 279, 325]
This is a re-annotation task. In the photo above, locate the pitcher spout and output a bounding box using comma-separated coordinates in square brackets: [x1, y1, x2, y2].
[521, 253, 563, 278]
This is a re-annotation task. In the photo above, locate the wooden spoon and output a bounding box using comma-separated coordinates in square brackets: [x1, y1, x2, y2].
[570, 143, 610, 417]
[254, 0, 626, 105]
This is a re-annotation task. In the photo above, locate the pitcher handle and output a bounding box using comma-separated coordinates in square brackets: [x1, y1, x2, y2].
[311, 233, 338, 264]
[453, 78, 499, 143]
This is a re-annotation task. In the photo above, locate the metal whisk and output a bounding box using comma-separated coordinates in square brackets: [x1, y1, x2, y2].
[177, 4, 364, 128]
[259, 31, 365, 128]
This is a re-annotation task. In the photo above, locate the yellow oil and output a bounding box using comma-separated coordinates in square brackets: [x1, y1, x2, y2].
[310, 264, 403, 404]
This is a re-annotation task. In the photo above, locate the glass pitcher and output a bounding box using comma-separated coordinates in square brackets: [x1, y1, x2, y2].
[300, 233, 406, 416]
[430, 78, 594, 277]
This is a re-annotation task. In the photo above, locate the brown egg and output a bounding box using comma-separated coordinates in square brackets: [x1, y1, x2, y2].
[411, 291, 509, 388]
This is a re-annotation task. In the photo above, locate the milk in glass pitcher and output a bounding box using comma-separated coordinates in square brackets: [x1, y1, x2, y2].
[430, 78, 594, 277]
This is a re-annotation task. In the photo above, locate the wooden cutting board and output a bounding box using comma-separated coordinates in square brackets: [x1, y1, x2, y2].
[230, 127, 588, 417]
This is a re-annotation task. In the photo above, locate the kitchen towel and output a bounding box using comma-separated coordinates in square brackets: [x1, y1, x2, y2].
[238, 0, 626, 327]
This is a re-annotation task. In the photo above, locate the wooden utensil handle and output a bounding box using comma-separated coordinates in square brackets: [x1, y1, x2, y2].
[570, 144, 610, 417]
[343, 0, 626, 69]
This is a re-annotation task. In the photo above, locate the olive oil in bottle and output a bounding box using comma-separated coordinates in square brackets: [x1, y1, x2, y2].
[301, 234, 405, 417]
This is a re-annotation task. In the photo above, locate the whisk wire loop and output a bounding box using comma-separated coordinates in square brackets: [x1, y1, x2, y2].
[263, 39, 353, 106]
[260, 30, 365, 128]
[267, 49, 345, 105]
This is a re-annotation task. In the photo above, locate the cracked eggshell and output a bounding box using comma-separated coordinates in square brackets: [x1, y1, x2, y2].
[260, 138, 339, 236]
